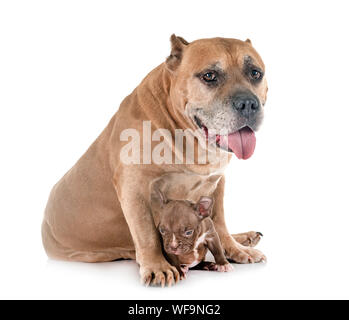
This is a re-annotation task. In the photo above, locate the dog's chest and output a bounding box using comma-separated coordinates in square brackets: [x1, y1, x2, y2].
[154, 172, 222, 203]
[178, 232, 208, 268]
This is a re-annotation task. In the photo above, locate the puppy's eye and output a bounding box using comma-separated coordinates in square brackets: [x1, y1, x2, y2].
[159, 227, 166, 234]
[250, 69, 262, 80]
[202, 72, 217, 82]
[184, 230, 194, 237]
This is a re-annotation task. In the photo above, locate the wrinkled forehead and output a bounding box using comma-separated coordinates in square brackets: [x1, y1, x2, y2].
[180, 38, 265, 73]
[160, 201, 198, 229]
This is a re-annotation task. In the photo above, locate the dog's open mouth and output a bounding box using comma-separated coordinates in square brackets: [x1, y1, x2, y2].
[194, 116, 256, 160]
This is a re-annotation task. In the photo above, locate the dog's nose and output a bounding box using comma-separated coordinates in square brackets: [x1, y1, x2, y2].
[170, 243, 178, 251]
[232, 94, 259, 118]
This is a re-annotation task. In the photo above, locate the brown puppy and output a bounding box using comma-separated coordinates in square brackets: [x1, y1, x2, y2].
[155, 190, 233, 281]
[42, 35, 267, 287]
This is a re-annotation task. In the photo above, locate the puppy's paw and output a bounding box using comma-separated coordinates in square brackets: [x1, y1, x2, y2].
[216, 263, 234, 272]
[179, 264, 189, 280]
[140, 260, 180, 288]
[196, 261, 233, 272]
[201, 261, 219, 271]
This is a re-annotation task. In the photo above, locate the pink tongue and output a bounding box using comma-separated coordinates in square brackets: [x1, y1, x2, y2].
[227, 127, 256, 160]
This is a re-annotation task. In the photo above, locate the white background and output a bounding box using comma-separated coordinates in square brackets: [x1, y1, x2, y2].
[1, 0, 349, 300]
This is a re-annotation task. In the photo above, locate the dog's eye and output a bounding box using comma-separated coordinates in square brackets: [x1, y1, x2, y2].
[250, 69, 262, 80]
[159, 227, 166, 234]
[184, 230, 194, 237]
[202, 72, 217, 82]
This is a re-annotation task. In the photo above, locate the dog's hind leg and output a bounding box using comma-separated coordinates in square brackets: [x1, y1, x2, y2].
[231, 231, 263, 247]
[42, 220, 136, 262]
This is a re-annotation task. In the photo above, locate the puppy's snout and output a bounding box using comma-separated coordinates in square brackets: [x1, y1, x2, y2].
[170, 242, 179, 250]
[168, 235, 179, 252]
[232, 93, 260, 118]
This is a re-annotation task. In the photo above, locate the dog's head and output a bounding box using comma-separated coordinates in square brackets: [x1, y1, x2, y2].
[155, 188, 213, 256]
[166, 35, 268, 160]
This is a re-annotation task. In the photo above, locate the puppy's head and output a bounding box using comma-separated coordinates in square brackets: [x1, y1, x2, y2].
[166, 35, 268, 159]
[154, 189, 213, 256]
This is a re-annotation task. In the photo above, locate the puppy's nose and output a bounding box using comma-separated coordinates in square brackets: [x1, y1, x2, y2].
[232, 94, 259, 118]
[170, 243, 179, 251]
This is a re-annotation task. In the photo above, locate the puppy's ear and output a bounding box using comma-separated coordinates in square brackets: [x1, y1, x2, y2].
[194, 196, 214, 219]
[153, 187, 168, 208]
[245, 38, 252, 45]
[166, 34, 189, 71]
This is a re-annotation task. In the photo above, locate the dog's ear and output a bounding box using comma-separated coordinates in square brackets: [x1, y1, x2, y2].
[153, 187, 168, 208]
[245, 38, 252, 45]
[166, 34, 189, 71]
[194, 196, 214, 219]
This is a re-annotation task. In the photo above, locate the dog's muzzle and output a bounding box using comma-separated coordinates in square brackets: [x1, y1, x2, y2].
[231, 91, 260, 119]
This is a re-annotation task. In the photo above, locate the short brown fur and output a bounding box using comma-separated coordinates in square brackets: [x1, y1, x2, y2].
[42, 35, 267, 287]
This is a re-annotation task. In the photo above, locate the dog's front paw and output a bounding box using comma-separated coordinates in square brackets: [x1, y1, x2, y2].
[140, 260, 180, 287]
[223, 237, 266, 264]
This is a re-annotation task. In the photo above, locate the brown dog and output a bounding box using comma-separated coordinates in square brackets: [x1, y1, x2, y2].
[42, 35, 268, 286]
[155, 189, 233, 283]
